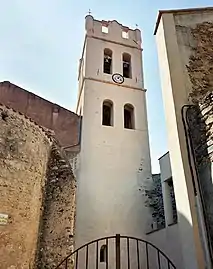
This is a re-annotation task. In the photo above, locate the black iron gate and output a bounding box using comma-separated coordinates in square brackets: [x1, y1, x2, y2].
[55, 234, 176, 269]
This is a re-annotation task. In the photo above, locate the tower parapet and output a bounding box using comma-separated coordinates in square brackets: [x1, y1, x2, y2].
[85, 15, 142, 48]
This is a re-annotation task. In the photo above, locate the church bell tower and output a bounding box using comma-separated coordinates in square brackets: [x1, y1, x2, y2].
[75, 15, 153, 247]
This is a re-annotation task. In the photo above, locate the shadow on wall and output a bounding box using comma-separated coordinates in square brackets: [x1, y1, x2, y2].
[186, 105, 213, 260]
[185, 22, 213, 261]
[147, 211, 197, 269]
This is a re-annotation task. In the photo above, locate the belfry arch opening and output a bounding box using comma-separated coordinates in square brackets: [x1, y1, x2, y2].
[124, 104, 135, 129]
[102, 100, 113, 126]
[104, 48, 112, 74]
[122, 53, 132, 78]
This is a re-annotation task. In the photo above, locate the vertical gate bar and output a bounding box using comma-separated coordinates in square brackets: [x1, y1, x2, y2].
[157, 250, 161, 269]
[115, 234, 121, 269]
[106, 238, 109, 269]
[167, 260, 170, 269]
[96, 241, 99, 269]
[136, 239, 140, 269]
[75, 250, 78, 269]
[65, 259, 68, 269]
[126, 237, 130, 269]
[145, 242, 149, 269]
[86, 245, 89, 269]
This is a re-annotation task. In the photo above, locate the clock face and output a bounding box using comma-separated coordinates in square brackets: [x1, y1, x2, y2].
[112, 73, 124, 84]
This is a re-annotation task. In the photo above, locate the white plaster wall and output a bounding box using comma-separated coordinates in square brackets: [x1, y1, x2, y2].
[159, 152, 175, 226]
[75, 18, 153, 269]
[147, 224, 183, 268]
[75, 78, 152, 247]
[159, 152, 172, 183]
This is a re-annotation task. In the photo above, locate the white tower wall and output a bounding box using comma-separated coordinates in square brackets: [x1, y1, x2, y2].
[75, 15, 153, 248]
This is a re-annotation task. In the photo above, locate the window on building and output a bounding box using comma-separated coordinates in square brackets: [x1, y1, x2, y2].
[104, 49, 112, 74]
[102, 25, 108, 34]
[122, 31, 129, 39]
[124, 104, 134, 129]
[102, 100, 113, 126]
[122, 53, 132, 78]
[100, 245, 107, 262]
[167, 178, 178, 224]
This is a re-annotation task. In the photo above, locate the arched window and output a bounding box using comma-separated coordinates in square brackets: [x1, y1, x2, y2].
[122, 53, 132, 78]
[104, 49, 112, 74]
[100, 245, 107, 262]
[124, 104, 134, 129]
[102, 100, 113, 126]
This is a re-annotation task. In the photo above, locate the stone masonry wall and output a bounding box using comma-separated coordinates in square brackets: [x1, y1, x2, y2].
[36, 142, 76, 269]
[0, 104, 76, 269]
[0, 105, 52, 269]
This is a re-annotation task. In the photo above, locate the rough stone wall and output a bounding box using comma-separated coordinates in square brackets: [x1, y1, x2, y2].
[36, 142, 76, 269]
[0, 104, 76, 269]
[0, 105, 52, 268]
[146, 174, 165, 231]
[186, 21, 213, 251]
[0, 81, 80, 147]
[174, 16, 213, 253]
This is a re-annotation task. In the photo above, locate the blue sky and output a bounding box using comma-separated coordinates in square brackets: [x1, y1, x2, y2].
[0, 0, 211, 172]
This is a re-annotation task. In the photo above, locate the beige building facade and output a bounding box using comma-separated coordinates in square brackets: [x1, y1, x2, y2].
[155, 7, 213, 269]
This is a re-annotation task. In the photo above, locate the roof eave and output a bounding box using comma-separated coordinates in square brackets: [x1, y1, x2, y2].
[154, 6, 213, 35]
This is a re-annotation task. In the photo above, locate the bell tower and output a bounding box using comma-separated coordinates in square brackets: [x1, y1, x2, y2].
[75, 15, 152, 247]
